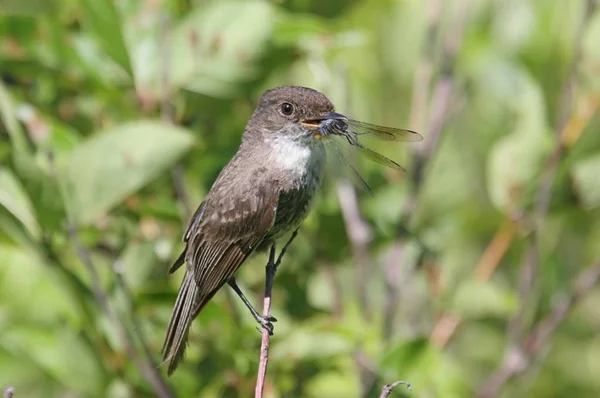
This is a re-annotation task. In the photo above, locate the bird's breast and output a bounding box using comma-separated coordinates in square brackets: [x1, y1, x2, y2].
[268, 137, 321, 174]
[263, 138, 326, 241]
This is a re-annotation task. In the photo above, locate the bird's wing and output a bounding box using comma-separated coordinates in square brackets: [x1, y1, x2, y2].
[183, 182, 279, 307]
[162, 182, 278, 374]
[167, 202, 206, 274]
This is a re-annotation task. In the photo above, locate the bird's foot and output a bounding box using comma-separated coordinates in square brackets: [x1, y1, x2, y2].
[255, 314, 277, 335]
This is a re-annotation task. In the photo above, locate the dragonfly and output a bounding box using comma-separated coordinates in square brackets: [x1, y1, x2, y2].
[304, 111, 422, 170]
[303, 112, 423, 191]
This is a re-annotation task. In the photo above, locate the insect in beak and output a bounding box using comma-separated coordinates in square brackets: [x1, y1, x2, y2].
[301, 112, 348, 139]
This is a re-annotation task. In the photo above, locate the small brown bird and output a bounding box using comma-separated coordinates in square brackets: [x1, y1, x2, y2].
[162, 86, 421, 374]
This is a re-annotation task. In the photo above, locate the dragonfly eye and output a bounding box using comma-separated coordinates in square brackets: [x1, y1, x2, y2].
[333, 120, 347, 131]
[321, 119, 347, 133]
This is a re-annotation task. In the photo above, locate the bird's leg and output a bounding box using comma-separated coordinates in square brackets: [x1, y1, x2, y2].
[228, 230, 299, 336]
[266, 229, 299, 278]
[227, 278, 277, 335]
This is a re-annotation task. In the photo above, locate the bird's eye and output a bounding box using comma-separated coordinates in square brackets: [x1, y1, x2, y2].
[280, 102, 294, 116]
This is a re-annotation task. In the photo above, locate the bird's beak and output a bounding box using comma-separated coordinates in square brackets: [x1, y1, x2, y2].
[301, 112, 347, 131]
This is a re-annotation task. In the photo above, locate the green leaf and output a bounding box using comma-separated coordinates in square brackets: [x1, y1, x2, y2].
[305, 370, 361, 398]
[79, 0, 132, 76]
[380, 337, 429, 371]
[0, 243, 79, 325]
[71, 34, 132, 86]
[0, 81, 29, 153]
[487, 65, 552, 211]
[56, 121, 194, 226]
[119, 240, 158, 290]
[272, 329, 353, 360]
[572, 154, 600, 209]
[11, 151, 66, 231]
[0, 206, 35, 247]
[452, 279, 518, 319]
[363, 183, 409, 232]
[0, 85, 64, 230]
[272, 13, 329, 47]
[1, 326, 105, 395]
[381, 339, 468, 397]
[306, 269, 336, 311]
[131, 0, 276, 98]
[0, 0, 56, 15]
[0, 168, 40, 239]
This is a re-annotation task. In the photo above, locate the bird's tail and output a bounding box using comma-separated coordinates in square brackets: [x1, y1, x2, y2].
[161, 271, 200, 375]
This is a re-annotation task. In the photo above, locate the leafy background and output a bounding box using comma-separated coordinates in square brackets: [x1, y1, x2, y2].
[1, 0, 600, 397]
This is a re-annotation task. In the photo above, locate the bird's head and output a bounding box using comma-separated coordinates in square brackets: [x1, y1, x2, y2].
[244, 86, 346, 144]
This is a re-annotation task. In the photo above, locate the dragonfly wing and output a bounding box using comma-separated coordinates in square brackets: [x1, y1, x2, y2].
[345, 119, 422, 142]
[322, 138, 373, 194]
[353, 142, 406, 171]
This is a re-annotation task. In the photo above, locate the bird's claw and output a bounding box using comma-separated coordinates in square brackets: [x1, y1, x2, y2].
[256, 314, 277, 335]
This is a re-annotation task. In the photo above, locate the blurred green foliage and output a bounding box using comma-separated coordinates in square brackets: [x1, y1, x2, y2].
[1, 0, 600, 397]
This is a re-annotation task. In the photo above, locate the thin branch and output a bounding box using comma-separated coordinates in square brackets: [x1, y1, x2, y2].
[411, 0, 470, 180]
[255, 230, 298, 398]
[382, 241, 406, 341]
[431, 0, 598, 349]
[507, 0, 596, 353]
[334, 66, 374, 322]
[113, 261, 159, 370]
[431, 216, 520, 347]
[384, 0, 470, 342]
[322, 262, 344, 317]
[474, 221, 518, 281]
[67, 226, 173, 398]
[378, 380, 412, 398]
[429, 313, 461, 348]
[535, 0, 597, 219]
[4, 386, 14, 398]
[42, 124, 173, 396]
[355, 350, 380, 397]
[160, 14, 192, 218]
[477, 263, 600, 398]
[337, 180, 372, 320]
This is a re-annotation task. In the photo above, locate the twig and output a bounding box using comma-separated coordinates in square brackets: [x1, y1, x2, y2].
[334, 67, 374, 322]
[507, 0, 596, 353]
[560, 96, 600, 146]
[477, 263, 600, 398]
[384, 0, 470, 342]
[113, 261, 159, 370]
[160, 14, 192, 218]
[354, 350, 381, 397]
[337, 180, 372, 319]
[67, 226, 173, 398]
[4, 386, 14, 398]
[322, 262, 344, 317]
[47, 148, 171, 396]
[411, 0, 469, 178]
[255, 230, 298, 398]
[44, 131, 173, 396]
[474, 221, 518, 281]
[378, 380, 412, 398]
[382, 241, 405, 341]
[431, 0, 597, 349]
[535, 0, 596, 219]
[431, 217, 519, 347]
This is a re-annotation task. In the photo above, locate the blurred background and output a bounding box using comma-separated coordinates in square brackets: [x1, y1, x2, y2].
[1, 0, 600, 397]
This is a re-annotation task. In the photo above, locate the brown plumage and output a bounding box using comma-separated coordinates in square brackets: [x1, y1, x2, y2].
[162, 86, 333, 374]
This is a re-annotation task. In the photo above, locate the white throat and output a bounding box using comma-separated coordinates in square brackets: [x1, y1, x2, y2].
[267, 136, 321, 174]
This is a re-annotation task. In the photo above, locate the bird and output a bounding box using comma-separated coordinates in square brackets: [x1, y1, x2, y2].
[161, 86, 421, 375]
